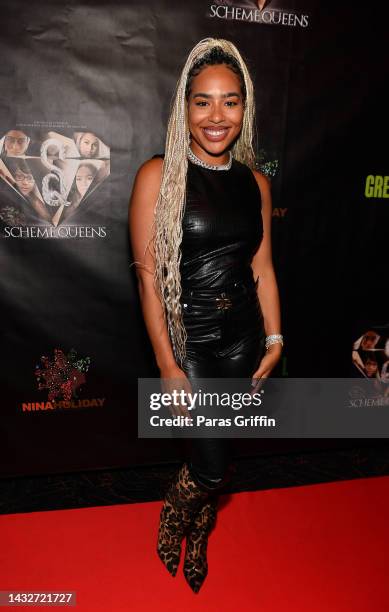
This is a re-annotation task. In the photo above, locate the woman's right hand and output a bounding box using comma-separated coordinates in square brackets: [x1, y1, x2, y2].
[159, 363, 193, 419]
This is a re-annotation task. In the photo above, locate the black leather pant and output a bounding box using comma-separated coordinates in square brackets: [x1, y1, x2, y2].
[179, 277, 266, 490]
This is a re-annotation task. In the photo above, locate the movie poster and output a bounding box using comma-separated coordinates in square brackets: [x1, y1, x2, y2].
[0, 125, 110, 237]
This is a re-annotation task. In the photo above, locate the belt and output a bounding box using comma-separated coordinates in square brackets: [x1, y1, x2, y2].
[180, 278, 258, 311]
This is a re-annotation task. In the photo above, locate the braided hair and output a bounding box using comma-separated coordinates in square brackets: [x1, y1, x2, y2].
[185, 46, 247, 102]
[135, 38, 257, 367]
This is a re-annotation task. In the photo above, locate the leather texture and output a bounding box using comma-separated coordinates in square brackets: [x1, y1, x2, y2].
[153, 153, 266, 484]
[180, 157, 263, 290]
[181, 279, 266, 482]
[180, 160, 265, 488]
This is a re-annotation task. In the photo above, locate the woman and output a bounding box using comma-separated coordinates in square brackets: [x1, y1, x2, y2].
[7, 159, 52, 223]
[75, 132, 100, 158]
[129, 37, 282, 593]
[1, 130, 30, 158]
[62, 162, 97, 221]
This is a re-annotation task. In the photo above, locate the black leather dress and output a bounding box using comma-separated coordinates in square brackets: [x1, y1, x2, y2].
[154, 153, 266, 486]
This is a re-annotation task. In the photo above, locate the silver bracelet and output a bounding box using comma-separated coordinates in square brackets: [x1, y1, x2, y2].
[265, 334, 283, 350]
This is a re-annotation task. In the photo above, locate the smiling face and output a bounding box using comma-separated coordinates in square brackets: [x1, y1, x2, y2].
[187, 64, 244, 166]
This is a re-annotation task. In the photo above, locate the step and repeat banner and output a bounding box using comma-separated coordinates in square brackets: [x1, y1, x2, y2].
[1, 1, 388, 476]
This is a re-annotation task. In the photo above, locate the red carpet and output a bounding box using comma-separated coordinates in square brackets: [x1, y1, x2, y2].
[1, 475, 389, 611]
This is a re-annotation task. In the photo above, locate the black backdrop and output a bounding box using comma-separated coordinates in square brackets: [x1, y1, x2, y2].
[1, 1, 388, 477]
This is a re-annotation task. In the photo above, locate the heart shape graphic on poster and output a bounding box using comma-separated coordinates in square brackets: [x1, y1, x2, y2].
[0, 130, 110, 226]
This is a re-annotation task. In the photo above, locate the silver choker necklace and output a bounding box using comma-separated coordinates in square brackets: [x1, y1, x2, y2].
[187, 147, 232, 171]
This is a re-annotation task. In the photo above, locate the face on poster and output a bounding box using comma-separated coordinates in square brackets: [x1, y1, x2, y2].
[0, 127, 110, 233]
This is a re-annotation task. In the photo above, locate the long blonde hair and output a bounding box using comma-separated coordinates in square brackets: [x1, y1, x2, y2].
[138, 37, 257, 367]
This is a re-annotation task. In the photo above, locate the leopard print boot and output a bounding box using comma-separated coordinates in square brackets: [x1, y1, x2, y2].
[157, 462, 210, 577]
[183, 495, 218, 593]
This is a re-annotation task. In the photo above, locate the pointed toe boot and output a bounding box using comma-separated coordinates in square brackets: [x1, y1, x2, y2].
[157, 462, 210, 577]
[183, 495, 218, 593]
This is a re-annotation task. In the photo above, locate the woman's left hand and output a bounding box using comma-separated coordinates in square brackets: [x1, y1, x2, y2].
[250, 342, 283, 393]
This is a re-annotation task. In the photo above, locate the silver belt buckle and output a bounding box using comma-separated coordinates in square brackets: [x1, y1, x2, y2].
[215, 292, 232, 310]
